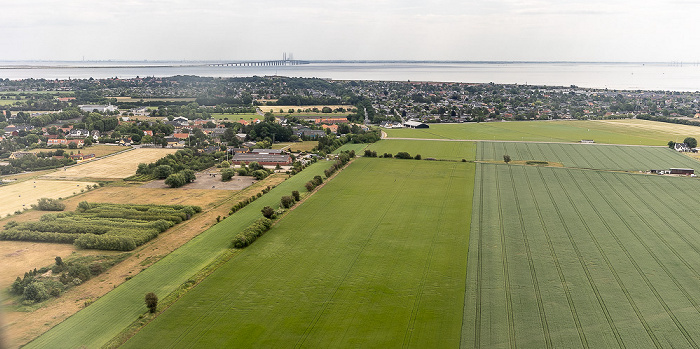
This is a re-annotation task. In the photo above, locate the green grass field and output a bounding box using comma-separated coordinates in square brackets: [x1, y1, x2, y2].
[211, 113, 260, 121]
[384, 120, 700, 146]
[465, 162, 700, 348]
[368, 139, 476, 160]
[24, 161, 333, 349]
[332, 143, 369, 154]
[478, 141, 700, 171]
[123, 158, 475, 348]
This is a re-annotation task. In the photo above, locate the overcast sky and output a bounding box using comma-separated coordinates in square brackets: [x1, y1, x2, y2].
[3, 0, 699, 62]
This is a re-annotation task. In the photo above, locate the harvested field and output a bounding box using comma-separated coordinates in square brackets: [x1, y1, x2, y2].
[140, 172, 256, 190]
[41, 148, 176, 180]
[0, 180, 96, 217]
[28, 145, 128, 158]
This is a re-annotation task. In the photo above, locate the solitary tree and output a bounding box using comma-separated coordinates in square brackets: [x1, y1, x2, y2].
[668, 140, 676, 149]
[145, 292, 158, 313]
[684, 137, 698, 149]
[503, 154, 512, 164]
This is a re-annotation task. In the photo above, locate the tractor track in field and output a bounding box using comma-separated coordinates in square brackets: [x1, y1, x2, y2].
[588, 171, 700, 348]
[494, 164, 517, 349]
[506, 166, 552, 348]
[523, 167, 588, 348]
[541, 168, 624, 347]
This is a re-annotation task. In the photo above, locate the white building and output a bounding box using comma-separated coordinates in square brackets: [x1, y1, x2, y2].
[79, 104, 118, 113]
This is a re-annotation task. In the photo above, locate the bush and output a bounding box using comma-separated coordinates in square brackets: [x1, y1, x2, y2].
[414, 154, 422, 160]
[281, 196, 295, 209]
[237, 168, 249, 176]
[165, 173, 187, 188]
[395, 152, 412, 159]
[230, 218, 273, 248]
[23, 281, 49, 303]
[154, 165, 174, 179]
[305, 181, 315, 192]
[145, 292, 158, 313]
[312, 175, 323, 186]
[221, 168, 236, 181]
[35, 198, 66, 211]
[261, 206, 275, 218]
[292, 190, 300, 201]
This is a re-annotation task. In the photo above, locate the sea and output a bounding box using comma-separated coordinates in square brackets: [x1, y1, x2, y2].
[1, 61, 700, 92]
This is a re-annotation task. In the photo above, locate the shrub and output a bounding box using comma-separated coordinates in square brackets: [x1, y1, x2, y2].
[249, 162, 263, 171]
[281, 196, 295, 209]
[230, 218, 274, 248]
[23, 281, 49, 303]
[145, 292, 158, 313]
[181, 169, 196, 183]
[221, 168, 236, 181]
[414, 154, 422, 160]
[35, 198, 66, 211]
[165, 173, 187, 188]
[261, 206, 275, 218]
[220, 160, 231, 168]
[251, 169, 269, 180]
[237, 168, 249, 176]
[154, 165, 173, 179]
[305, 181, 315, 192]
[395, 152, 412, 159]
[292, 190, 300, 201]
[312, 175, 323, 186]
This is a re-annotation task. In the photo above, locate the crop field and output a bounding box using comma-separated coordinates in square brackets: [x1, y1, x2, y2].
[368, 139, 476, 160]
[332, 143, 368, 154]
[465, 163, 700, 348]
[384, 120, 700, 146]
[0, 180, 96, 217]
[479, 141, 700, 171]
[211, 112, 260, 121]
[123, 158, 474, 348]
[25, 161, 334, 349]
[28, 144, 127, 158]
[41, 148, 176, 180]
[271, 140, 318, 152]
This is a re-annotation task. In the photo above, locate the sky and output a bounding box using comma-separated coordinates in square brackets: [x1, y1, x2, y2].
[3, 0, 700, 62]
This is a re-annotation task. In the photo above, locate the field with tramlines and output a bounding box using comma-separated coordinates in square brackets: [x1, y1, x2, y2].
[478, 141, 700, 171]
[122, 158, 474, 348]
[465, 162, 700, 348]
[367, 139, 476, 160]
[384, 119, 700, 146]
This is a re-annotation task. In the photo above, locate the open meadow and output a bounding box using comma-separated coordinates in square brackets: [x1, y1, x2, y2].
[41, 148, 176, 180]
[211, 112, 260, 121]
[384, 119, 700, 146]
[368, 139, 476, 160]
[0, 180, 96, 217]
[478, 141, 700, 171]
[24, 161, 334, 349]
[123, 157, 475, 348]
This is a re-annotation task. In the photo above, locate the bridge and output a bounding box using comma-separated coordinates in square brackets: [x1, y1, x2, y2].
[210, 59, 308, 67]
[210, 53, 308, 67]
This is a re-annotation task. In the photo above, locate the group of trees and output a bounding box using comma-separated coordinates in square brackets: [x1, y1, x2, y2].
[10, 254, 128, 304]
[230, 218, 274, 248]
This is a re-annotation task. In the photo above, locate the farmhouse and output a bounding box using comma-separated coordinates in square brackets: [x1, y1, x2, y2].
[47, 139, 84, 147]
[580, 139, 595, 143]
[69, 153, 96, 162]
[9, 151, 33, 159]
[674, 143, 691, 152]
[231, 153, 291, 166]
[404, 120, 429, 128]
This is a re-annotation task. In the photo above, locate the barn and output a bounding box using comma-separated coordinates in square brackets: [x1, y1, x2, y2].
[669, 168, 695, 175]
[403, 120, 429, 129]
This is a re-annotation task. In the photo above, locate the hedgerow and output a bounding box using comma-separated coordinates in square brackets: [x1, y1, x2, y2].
[0, 203, 200, 251]
[230, 218, 273, 248]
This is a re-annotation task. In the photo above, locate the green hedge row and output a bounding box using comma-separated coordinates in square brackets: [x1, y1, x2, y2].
[230, 218, 273, 248]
